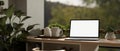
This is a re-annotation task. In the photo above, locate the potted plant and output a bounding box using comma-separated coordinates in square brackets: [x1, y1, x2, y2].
[0, 5, 38, 51]
[48, 23, 70, 37]
[105, 26, 116, 40]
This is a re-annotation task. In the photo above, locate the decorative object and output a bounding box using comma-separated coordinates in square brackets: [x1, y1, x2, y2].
[44, 27, 52, 37]
[105, 26, 116, 40]
[48, 23, 69, 37]
[105, 32, 116, 40]
[43, 27, 63, 37]
[51, 27, 63, 37]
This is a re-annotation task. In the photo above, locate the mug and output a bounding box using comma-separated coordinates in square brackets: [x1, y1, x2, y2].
[51, 27, 63, 37]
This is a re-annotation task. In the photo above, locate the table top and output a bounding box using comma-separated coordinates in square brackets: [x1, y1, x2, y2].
[99, 39, 120, 47]
[27, 36, 120, 47]
[27, 36, 99, 44]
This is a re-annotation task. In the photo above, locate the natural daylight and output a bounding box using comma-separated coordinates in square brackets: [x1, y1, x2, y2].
[45, 0, 120, 51]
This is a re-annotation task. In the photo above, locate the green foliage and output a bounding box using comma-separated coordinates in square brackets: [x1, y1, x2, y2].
[4, 5, 14, 20]
[27, 24, 39, 31]
[0, 5, 37, 51]
[48, 2, 104, 25]
[48, 23, 65, 30]
[45, 0, 120, 50]
[46, 1, 120, 30]
[48, 23, 70, 36]
[21, 16, 31, 22]
[106, 26, 114, 32]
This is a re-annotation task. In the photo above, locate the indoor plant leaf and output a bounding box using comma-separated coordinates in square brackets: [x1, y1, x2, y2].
[13, 23, 24, 30]
[0, 3, 37, 51]
[21, 16, 31, 22]
[0, 16, 7, 26]
[106, 26, 114, 32]
[6, 23, 13, 35]
[14, 10, 24, 18]
[3, 5, 14, 20]
[27, 24, 39, 31]
[20, 28, 28, 34]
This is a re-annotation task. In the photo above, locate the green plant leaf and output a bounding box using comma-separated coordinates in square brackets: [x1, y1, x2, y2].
[106, 26, 114, 32]
[13, 23, 17, 29]
[21, 16, 31, 22]
[6, 23, 13, 35]
[9, 34, 15, 45]
[48, 23, 65, 29]
[27, 24, 39, 31]
[17, 23, 24, 29]
[0, 4, 38, 50]
[0, 16, 7, 26]
[4, 5, 14, 20]
[20, 28, 28, 33]
[14, 10, 24, 18]
[13, 23, 24, 30]
[20, 28, 25, 31]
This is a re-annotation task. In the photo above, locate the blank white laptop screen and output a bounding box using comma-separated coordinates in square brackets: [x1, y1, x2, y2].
[70, 20, 99, 37]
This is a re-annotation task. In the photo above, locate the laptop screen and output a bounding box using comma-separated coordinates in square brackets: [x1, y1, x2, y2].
[70, 19, 99, 38]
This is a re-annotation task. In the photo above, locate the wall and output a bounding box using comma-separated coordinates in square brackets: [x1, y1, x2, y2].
[2, 0, 8, 8]
[4, 0, 44, 29]
[27, 0, 44, 29]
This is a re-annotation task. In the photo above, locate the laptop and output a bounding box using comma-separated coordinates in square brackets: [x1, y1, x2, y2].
[65, 19, 99, 41]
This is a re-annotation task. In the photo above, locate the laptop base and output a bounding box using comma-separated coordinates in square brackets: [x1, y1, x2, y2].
[65, 38, 99, 41]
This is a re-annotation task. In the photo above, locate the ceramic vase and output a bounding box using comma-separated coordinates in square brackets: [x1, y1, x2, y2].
[105, 32, 116, 40]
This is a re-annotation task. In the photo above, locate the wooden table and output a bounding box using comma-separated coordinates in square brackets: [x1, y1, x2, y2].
[99, 39, 120, 47]
[26, 36, 99, 51]
[26, 36, 120, 51]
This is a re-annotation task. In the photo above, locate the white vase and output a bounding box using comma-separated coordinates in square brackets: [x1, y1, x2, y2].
[105, 32, 116, 40]
[44, 27, 52, 37]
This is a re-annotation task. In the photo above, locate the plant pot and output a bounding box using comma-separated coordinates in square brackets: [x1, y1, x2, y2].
[105, 32, 116, 40]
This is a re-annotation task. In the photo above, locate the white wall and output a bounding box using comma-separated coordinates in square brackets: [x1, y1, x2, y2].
[26, 0, 44, 29]
[3, 0, 44, 29]
[2, 0, 8, 8]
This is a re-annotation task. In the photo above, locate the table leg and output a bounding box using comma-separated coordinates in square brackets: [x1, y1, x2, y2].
[26, 42, 28, 51]
[41, 42, 44, 50]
